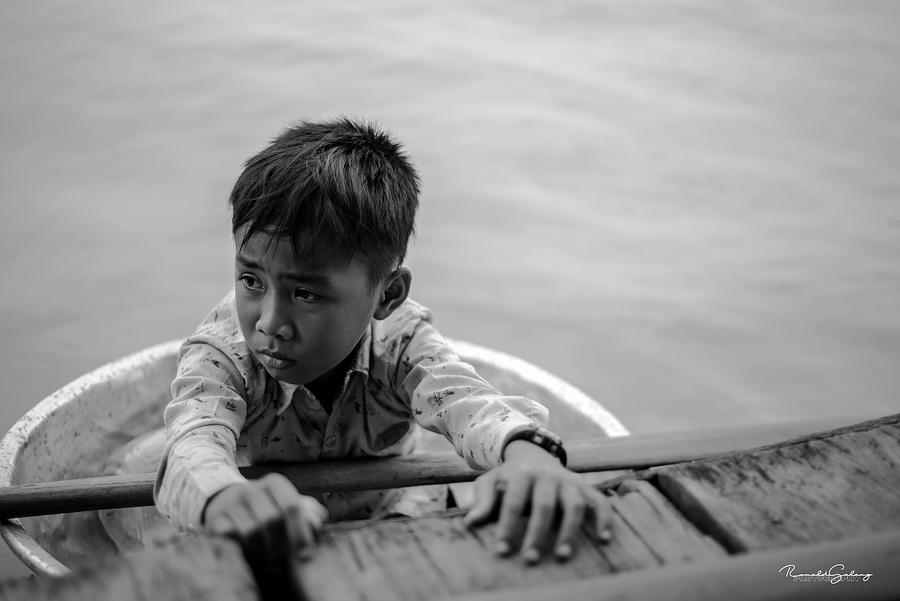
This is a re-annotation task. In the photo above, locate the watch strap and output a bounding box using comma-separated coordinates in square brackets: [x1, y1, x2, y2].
[504, 428, 567, 467]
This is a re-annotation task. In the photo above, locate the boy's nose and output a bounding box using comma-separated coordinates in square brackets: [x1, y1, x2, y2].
[257, 295, 294, 340]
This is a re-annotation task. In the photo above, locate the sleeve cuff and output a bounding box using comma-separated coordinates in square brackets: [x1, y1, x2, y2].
[155, 427, 248, 530]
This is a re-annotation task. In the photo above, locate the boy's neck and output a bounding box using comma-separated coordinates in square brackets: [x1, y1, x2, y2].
[305, 370, 343, 413]
[304, 338, 364, 413]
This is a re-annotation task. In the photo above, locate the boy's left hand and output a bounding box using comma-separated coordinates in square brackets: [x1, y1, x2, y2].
[463, 440, 612, 564]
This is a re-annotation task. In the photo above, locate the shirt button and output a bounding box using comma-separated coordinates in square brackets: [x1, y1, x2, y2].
[325, 435, 336, 446]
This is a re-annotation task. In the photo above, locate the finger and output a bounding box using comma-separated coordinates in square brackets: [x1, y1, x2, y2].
[215, 495, 274, 573]
[553, 484, 586, 560]
[520, 478, 559, 564]
[228, 496, 264, 541]
[249, 490, 289, 569]
[262, 474, 315, 551]
[584, 486, 612, 543]
[267, 474, 329, 530]
[283, 502, 316, 560]
[206, 511, 240, 539]
[214, 510, 272, 577]
[263, 479, 326, 555]
[263, 472, 301, 498]
[301, 496, 330, 530]
[463, 472, 501, 527]
[494, 476, 531, 556]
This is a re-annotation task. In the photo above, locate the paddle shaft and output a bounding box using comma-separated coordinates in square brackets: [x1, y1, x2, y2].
[0, 416, 853, 519]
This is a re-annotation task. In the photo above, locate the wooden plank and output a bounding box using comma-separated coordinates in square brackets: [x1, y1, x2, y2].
[0, 416, 854, 519]
[653, 412, 900, 552]
[610, 480, 724, 564]
[0, 534, 259, 601]
[409, 509, 613, 589]
[291, 482, 725, 601]
[437, 528, 900, 601]
[294, 515, 457, 601]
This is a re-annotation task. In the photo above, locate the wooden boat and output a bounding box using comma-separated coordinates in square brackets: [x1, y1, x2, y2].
[282, 413, 900, 601]
[2, 404, 898, 600]
[4, 340, 899, 600]
[0, 338, 628, 576]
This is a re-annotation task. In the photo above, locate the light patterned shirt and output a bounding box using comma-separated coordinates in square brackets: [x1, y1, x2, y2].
[154, 290, 551, 529]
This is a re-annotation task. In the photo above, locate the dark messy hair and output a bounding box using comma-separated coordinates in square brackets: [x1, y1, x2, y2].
[229, 117, 420, 286]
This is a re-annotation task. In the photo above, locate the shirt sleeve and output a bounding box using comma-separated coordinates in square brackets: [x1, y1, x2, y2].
[154, 337, 251, 530]
[393, 313, 553, 470]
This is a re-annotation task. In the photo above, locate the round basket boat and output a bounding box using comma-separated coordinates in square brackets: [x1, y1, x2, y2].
[0, 338, 628, 576]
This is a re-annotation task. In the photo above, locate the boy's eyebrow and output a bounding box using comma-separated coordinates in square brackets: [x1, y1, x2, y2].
[283, 272, 334, 286]
[236, 256, 334, 286]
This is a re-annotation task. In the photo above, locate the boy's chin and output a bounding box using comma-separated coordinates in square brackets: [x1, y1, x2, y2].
[264, 368, 316, 385]
[258, 362, 320, 385]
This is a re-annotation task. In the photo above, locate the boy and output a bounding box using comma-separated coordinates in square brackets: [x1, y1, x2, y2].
[154, 117, 611, 567]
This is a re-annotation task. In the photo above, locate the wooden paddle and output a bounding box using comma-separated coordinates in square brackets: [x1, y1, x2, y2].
[0, 416, 856, 519]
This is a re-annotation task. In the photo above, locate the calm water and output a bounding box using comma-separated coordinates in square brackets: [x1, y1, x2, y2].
[2, 0, 899, 577]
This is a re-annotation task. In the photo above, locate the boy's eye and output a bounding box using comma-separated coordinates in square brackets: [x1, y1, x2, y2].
[239, 274, 263, 291]
[295, 288, 322, 303]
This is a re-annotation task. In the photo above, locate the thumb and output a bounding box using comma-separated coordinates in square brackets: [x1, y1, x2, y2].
[463, 471, 502, 527]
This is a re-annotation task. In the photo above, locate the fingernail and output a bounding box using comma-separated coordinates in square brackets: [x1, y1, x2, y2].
[494, 540, 510, 556]
[523, 548, 540, 564]
[555, 543, 572, 559]
[599, 529, 612, 543]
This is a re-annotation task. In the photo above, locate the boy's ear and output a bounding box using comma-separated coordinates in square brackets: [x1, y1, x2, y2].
[374, 267, 411, 320]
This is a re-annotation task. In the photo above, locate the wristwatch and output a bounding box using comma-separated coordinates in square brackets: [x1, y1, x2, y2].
[504, 428, 568, 467]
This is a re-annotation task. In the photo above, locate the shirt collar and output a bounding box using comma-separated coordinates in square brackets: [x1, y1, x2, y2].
[274, 381, 301, 415]
[349, 324, 372, 375]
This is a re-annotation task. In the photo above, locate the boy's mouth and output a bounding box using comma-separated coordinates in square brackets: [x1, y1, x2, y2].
[257, 348, 296, 370]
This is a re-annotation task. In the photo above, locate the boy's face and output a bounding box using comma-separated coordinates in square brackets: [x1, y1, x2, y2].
[233, 228, 384, 386]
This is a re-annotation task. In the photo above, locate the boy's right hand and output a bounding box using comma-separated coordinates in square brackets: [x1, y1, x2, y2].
[202, 473, 329, 567]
